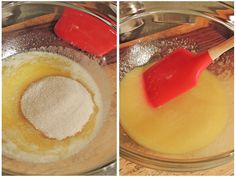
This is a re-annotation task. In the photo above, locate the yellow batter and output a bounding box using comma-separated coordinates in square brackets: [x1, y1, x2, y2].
[3, 51, 103, 162]
[120, 67, 228, 154]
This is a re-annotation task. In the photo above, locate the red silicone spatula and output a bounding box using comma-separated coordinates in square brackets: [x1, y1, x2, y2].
[143, 37, 234, 108]
[54, 7, 116, 56]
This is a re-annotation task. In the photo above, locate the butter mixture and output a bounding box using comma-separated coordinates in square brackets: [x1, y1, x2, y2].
[120, 67, 228, 154]
[3, 51, 103, 162]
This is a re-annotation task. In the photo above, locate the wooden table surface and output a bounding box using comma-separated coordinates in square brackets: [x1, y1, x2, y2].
[120, 157, 233, 176]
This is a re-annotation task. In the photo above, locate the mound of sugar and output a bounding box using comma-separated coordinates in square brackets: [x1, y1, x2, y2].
[21, 76, 94, 140]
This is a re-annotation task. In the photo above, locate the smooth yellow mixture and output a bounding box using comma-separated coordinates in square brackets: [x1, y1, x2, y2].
[120, 67, 228, 154]
[3, 52, 101, 162]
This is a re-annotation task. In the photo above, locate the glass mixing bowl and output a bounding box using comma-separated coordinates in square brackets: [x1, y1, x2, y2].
[120, 2, 234, 172]
[2, 2, 116, 175]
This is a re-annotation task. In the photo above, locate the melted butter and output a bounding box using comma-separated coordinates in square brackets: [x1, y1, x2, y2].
[3, 54, 97, 154]
[120, 67, 228, 154]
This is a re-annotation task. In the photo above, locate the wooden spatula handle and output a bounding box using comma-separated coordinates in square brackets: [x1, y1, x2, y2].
[208, 36, 234, 60]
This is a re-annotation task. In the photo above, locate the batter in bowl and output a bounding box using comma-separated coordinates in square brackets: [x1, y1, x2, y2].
[3, 51, 104, 163]
[120, 66, 228, 154]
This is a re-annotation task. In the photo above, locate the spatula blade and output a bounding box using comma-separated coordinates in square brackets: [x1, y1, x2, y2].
[143, 48, 211, 108]
[54, 8, 116, 56]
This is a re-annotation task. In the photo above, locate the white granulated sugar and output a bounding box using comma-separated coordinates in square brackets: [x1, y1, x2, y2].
[21, 76, 94, 140]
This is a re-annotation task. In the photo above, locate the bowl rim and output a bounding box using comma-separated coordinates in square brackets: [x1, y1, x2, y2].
[3, 1, 117, 30]
[120, 145, 233, 172]
[3, 160, 117, 175]
[120, 2, 234, 32]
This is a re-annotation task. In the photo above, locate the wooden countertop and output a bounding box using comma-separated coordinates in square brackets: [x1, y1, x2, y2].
[120, 157, 233, 176]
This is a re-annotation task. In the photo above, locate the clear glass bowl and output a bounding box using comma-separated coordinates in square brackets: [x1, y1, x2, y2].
[120, 2, 233, 172]
[2, 2, 116, 175]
